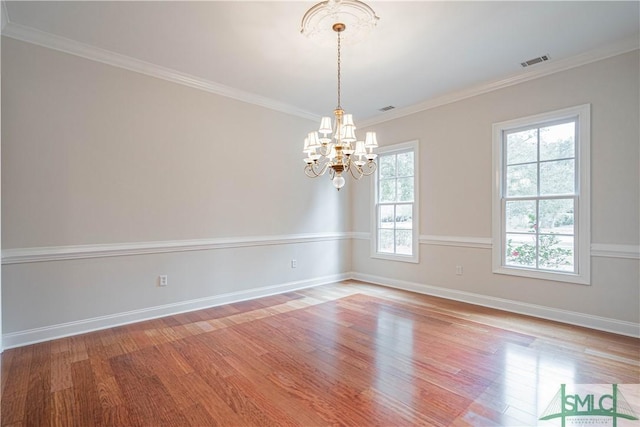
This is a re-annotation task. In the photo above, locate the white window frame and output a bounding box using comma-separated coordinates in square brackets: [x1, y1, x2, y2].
[492, 104, 591, 285]
[371, 140, 419, 263]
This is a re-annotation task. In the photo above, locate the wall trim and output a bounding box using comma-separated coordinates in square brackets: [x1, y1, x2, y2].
[4, 235, 637, 265]
[1, 273, 350, 350]
[351, 232, 371, 241]
[4, 266, 639, 348]
[591, 243, 640, 260]
[1, 22, 318, 122]
[353, 232, 494, 249]
[2, 21, 637, 127]
[1, 232, 352, 264]
[352, 272, 640, 338]
[420, 235, 493, 249]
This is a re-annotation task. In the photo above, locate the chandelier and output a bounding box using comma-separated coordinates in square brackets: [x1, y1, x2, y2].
[301, 0, 380, 190]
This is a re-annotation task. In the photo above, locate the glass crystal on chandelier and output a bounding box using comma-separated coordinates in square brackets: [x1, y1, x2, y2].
[333, 174, 346, 189]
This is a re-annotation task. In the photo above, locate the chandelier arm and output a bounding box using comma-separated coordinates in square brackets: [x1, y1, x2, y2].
[317, 161, 331, 176]
[304, 165, 320, 178]
[349, 164, 364, 180]
[360, 161, 377, 176]
[318, 144, 332, 157]
[348, 159, 377, 178]
[304, 161, 330, 178]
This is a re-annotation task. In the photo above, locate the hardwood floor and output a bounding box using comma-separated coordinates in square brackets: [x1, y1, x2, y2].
[2, 281, 639, 426]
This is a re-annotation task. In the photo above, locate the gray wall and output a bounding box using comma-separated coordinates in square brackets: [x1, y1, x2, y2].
[1, 37, 352, 347]
[1, 36, 638, 348]
[354, 50, 639, 326]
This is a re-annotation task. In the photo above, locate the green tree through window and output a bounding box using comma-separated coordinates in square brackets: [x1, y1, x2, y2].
[493, 104, 591, 285]
[503, 121, 576, 272]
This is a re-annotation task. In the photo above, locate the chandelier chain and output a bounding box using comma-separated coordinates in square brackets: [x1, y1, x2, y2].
[337, 30, 341, 109]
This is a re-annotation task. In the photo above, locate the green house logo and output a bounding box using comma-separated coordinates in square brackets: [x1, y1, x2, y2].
[540, 384, 639, 427]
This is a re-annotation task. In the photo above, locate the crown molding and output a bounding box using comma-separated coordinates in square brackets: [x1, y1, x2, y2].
[1, 22, 320, 121]
[359, 36, 640, 128]
[1, 20, 638, 131]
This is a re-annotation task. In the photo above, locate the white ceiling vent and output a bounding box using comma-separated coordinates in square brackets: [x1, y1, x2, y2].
[379, 105, 395, 112]
[521, 54, 550, 68]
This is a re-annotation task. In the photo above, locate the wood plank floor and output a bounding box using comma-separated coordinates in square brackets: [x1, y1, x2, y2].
[2, 281, 639, 426]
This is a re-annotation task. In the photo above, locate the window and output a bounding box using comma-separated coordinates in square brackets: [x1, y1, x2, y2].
[372, 140, 419, 263]
[492, 105, 590, 284]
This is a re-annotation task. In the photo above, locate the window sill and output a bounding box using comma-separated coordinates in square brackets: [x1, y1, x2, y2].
[493, 265, 590, 285]
[371, 252, 419, 264]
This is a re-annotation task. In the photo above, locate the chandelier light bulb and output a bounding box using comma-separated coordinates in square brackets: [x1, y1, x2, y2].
[332, 174, 346, 189]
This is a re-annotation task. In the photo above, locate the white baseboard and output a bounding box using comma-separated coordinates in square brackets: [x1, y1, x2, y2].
[1, 273, 350, 350]
[3, 270, 638, 349]
[351, 272, 640, 338]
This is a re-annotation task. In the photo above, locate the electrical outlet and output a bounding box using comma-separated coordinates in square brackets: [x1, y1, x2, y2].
[159, 275, 168, 286]
[455, 266, 463, 276]
[291, 259, 297, 268]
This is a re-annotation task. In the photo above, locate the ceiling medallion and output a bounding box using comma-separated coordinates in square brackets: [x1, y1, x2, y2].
[301, 0, 379, 45]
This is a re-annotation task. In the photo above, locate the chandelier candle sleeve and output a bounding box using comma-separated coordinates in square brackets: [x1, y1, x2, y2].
[300, 0, 379, 190]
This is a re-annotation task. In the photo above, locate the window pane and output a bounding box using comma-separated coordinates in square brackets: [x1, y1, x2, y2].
[379, 155, 396, 179]
[506, 129, 537, 165]
[379, 229, 394, 253]
[540, 159, 575, 195]
[505, 200, 536, 233]
[540, 122, 575, 161]
[379, 179, 396, 202]
[538, 234, 574, 272]
[395, 230, 412, 255]
[506, 163, 537, 197]
[396, 204, 412, 229]
[397, 177, 414, 202]
[539, 198, 574, 234]
[379, 205, 394, 229]
[505, 234, 537, 268]
[396, 152, 414, 177]
[374, 143, 417, 260]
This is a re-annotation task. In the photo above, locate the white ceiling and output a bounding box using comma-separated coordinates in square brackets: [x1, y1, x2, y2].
[3, 1, 639, 124]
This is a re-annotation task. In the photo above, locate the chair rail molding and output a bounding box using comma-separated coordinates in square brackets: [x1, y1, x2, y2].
[1, 232, 352, 264]
[590, 243, 640, 259]
[4, 235, 637, 264]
